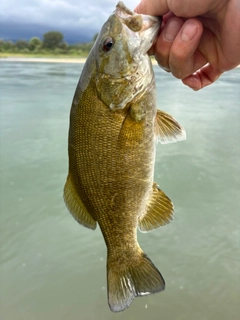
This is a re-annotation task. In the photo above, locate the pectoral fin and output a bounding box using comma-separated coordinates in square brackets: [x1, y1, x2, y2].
[138, 183, 174, 232]
[64, 175, 97, 230]
[155, 109, 186, 144]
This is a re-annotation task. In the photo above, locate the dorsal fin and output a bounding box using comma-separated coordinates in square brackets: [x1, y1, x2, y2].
[155, 109, 186, 144]
[64, 175, 97, 230]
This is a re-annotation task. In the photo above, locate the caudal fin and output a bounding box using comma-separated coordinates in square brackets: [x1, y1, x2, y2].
[107, 251, 165, 312]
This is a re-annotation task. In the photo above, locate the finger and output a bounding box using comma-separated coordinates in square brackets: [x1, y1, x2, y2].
[162, 12, 175, 22]
[154, 17, 184, 71]
[182, 64, 223, 90]
[148, 13, 176, 56]
[168, 19, 206, 79]
[135, 0, 215, 16]
[135, 0, 168, 15]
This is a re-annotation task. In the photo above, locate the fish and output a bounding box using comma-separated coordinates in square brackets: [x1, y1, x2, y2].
[64, 1, 186, 312]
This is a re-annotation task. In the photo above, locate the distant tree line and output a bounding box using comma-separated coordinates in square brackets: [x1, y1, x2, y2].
[0, 31, 98, 56]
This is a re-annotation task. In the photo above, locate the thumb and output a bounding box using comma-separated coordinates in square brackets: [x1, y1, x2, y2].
[134, 0, 168, 15]
[135, 0, 215, 17]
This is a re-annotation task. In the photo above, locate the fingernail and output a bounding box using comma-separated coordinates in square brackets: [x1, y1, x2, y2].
[181, 21, 198, 42]
[163, 19, 182, 42]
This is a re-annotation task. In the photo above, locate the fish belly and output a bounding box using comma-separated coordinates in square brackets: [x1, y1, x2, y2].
[68, 81, 156, 241]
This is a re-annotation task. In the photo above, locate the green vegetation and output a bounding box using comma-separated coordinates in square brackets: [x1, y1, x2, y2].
[0, 31, 98, 58]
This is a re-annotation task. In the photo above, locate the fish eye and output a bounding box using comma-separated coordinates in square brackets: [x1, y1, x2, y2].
[102, 37, 114, 52]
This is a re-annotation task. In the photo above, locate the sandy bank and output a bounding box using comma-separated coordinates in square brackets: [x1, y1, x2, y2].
[0, 56, 160, 65]
[0, 57, 87, 64]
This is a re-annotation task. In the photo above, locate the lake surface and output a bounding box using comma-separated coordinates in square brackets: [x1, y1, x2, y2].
[0, 61, 239, 320]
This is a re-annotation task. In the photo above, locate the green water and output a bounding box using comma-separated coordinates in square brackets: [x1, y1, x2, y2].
[0, 61, 239, 320]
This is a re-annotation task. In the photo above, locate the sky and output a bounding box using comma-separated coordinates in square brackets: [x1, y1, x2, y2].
[0, 0, 139, 43]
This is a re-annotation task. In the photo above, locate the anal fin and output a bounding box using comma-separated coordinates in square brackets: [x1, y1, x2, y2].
[138, 182, 174, 232]
[63, 175, 97, 230]
[155, 109, 186, 144]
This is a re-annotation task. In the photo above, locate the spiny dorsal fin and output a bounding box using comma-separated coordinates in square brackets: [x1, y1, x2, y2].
[155, 109, 186, 144]
[107, 251, 165, 312]
[138, 182, 174, 232]
[63, 175, 97, 230]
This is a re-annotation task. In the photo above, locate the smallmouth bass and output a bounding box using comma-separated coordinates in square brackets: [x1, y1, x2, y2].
[64, 1, 186, 312]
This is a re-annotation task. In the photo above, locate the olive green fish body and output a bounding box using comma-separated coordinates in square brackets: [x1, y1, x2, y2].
[69, 76, 156, 239]
[64, 1, 186, 312]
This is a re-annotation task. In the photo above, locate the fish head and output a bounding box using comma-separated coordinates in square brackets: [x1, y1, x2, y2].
[92, 1, 161, 110]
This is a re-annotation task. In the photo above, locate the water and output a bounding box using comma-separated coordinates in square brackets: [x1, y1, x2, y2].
[0, 61, 239, 320]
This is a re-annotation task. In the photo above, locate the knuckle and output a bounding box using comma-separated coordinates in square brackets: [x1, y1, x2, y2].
[169, 58, 187, 79]
[154, 40, 171, 71]
[155, 54, 170, 72]
[169, 42, 193, 78]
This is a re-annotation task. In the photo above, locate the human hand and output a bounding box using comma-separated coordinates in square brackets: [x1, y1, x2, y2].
[135, 0, 240, 90]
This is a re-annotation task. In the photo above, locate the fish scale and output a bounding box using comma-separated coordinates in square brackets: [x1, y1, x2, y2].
[64, 1, 186, 312]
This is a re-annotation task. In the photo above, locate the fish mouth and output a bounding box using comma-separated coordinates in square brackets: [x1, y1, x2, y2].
[115, 1, 161, 26]
[115, 1, 161, 52]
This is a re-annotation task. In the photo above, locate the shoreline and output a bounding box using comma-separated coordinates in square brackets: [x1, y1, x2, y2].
[0, 56, 87, 64]
[1, 56, 239, 68]
[0, 56, 159, 65]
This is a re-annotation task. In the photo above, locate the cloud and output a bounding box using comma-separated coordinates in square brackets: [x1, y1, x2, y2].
[0, 0, 139, 43]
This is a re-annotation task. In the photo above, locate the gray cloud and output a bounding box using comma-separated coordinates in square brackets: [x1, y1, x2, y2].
[0, 0, 139, 43]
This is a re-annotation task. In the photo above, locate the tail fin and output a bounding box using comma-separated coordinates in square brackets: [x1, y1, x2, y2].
[107, 251, 165, 312]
